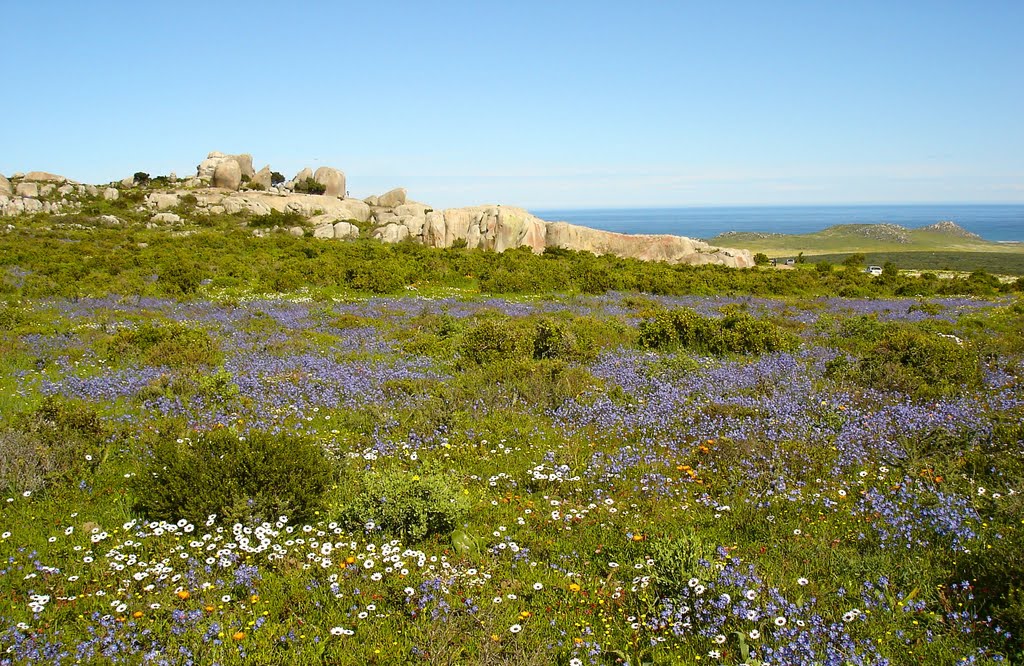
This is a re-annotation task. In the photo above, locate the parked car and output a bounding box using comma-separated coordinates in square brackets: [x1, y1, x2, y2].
[867, 265, 883, 276]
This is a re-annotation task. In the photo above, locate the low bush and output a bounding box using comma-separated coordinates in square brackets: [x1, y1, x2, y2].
[830, 326, 983, 399]
[341, 466, 469, 542]
[638, 308, 799, 355]
[0, 397, 106, 493]
[105, 321, 221, 369]
[132, 428, 337, 525]
[458, 315, 535, 365]
[294, 178, 327, 195]
[248, 209, 307, 229]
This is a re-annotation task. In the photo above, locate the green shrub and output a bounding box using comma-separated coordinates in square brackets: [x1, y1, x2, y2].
[1, 397, 106, 493]
[271, 171, 285, 186]
[638, 308, 798, 355]
[247, 209, 307, 229]
[467, 357, 599, 410]
[458, 315, 535, 365]
[753, 253, 770, 266]
[532, 315, 630, 363]
[161, 261, 202, 295]
[294, 178, 327, 195]
[133, 172, 150, 185]
[0, 303, 26, 331]
[346, 262, 406, 293]
[342, 467, 469, 542]
[133, 428, 337, 525]
[105, 321, 221, 369]
[837, 326, 982, 399]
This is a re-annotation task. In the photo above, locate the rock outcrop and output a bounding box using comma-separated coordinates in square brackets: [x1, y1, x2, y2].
[22, 171, 68, 183]
[0, 149, 755, 268]
[377, 188, 407, 208]
[146, 193, 179, 210]
[313, 167, 346, 197]
[15, 182, 39, 198]
[546, 222, 752, 266]
[196, 152, 254, 184]
[212, 160, 242, 190]
[251, 166, 273, 190]
[919, 220, 981, 240]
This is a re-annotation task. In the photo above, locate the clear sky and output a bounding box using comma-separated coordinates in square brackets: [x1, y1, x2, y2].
[2, 1, 1022, 209]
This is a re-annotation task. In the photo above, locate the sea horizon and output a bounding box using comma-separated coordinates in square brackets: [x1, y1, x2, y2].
[529, 203, 1024, 243]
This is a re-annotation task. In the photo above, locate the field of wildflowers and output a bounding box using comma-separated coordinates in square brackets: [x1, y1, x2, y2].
[1, 291, 1022, 665]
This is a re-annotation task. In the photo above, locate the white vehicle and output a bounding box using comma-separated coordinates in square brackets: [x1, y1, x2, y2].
[867, 265, 883, 276]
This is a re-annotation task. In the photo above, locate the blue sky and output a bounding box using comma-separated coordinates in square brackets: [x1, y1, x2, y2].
[1, 1, 1022, 208]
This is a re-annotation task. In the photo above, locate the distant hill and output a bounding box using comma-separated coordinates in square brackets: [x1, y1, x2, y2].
[709, 220, 1020, 257]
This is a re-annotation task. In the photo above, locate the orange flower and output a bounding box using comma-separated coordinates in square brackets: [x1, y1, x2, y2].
[176, 590, 190, 600]
[132, 611, 143, 619]
[232, 631, 245, 642]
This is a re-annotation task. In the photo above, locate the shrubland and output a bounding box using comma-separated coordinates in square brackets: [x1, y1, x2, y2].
[0, 208, 1019, 300]
[0, 205, 1023, 664]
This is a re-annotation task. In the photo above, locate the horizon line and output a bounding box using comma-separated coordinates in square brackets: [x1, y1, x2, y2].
[527, 201, 1024, 211]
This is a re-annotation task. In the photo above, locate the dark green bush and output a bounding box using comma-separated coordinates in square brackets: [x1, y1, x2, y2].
[294, 178, 327, 195]
[271, 172, 285, 186]
[341, 466, 469, 542]
[133, 428, 337, 525]
[248, 209, 307, 229]
[105, 321, 221, 369]
[638, 308, 799, 355]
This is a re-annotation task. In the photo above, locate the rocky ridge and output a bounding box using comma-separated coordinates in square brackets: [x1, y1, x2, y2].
[918, 220, 981, 240]
[0, 151, 754, 268]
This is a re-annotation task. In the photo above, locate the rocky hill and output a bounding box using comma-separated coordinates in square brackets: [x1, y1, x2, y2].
[0, 151, 753, 268]
[917, 220, 982, 239]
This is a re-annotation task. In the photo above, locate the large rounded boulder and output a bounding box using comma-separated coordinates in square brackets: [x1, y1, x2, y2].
[313, 167, 346, 197]
[212, 160, 242, 190]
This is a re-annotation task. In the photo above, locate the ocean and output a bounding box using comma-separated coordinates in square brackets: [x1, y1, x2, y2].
[528, 204, 1024, 243]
